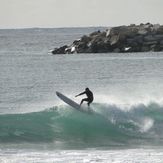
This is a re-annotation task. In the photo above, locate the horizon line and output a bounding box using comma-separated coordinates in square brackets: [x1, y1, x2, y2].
[0, 25, 109, 30]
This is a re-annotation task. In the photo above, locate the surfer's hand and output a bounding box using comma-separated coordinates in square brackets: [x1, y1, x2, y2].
[75, 95, 78, 97]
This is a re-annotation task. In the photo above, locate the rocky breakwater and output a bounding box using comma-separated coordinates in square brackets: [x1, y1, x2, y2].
[52, 23, 163, 54]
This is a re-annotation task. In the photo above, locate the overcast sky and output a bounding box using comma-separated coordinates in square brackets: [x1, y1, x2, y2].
[0, 0, 163, 28]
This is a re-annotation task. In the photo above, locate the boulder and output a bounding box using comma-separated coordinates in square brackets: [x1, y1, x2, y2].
[138, 28, 148, 35]
[113, 48, 121, 53]
[80, 35, 91, 44]
[76, 42, 88, 53]
[52, 45, 67, 54]
[144, 35, 156, 42]
[143, 41, 158, 46]
[160, 40, 163, 45]
[141, 46, 150, 52]
[156, 26, 163, 34]
[154, 35, 163, 40]
[89, 30, 101, 37]
[110, 35, 119, 45]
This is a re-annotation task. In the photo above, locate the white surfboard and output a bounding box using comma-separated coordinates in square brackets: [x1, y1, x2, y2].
[56, 91, 93, 114]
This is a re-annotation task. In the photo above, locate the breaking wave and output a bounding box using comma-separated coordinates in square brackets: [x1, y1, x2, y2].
[0, 102, 163, 148]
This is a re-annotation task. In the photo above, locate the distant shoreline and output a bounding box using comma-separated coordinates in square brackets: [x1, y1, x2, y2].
[0, 26, 107, 30]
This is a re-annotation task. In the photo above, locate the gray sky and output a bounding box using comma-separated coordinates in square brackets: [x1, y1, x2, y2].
[0, 0, 163, 28]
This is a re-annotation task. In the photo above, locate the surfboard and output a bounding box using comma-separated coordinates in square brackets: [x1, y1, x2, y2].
[56, 91, 93, 114]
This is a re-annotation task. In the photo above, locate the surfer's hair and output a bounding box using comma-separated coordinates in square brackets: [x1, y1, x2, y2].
[85, 88, 89, 91]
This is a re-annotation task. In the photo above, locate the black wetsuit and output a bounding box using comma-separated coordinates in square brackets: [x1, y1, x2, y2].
[77, 89, 94, 106]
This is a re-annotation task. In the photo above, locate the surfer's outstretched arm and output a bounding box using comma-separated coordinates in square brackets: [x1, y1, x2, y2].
[75, 91, 86, 97]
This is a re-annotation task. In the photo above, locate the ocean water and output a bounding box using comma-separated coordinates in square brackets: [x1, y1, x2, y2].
[1, 28, 163, 162]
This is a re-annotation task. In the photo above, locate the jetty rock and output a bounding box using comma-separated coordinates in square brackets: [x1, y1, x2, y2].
[52, 23, 163, 54]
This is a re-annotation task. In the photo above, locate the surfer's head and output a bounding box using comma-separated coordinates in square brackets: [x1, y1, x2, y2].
[85, 88, 89, 91]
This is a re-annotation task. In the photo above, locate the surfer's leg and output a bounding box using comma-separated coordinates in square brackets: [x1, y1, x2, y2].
[88, 101, 93, 107]
[80, 98, 88, 106]
[80, 100, 83, 106]
[87, 98, 93, 106]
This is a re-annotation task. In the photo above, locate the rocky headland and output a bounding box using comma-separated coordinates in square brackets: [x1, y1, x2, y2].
[52, 23, 163, 54]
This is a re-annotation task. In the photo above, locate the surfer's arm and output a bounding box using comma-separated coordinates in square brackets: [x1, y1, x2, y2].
[75, 91, 86, 97]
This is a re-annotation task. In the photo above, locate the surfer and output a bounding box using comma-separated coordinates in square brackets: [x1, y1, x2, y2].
[75, 88, 94, 106]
